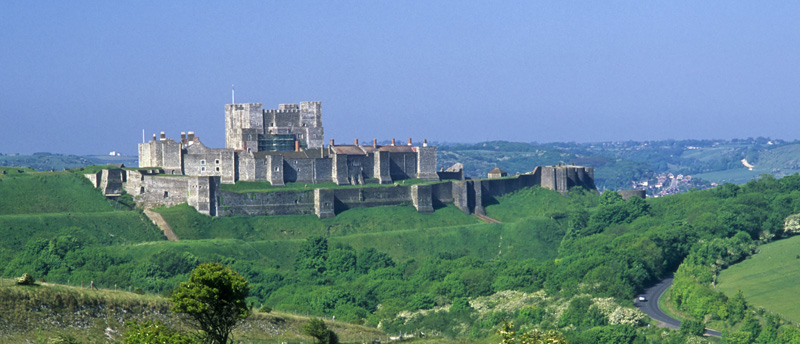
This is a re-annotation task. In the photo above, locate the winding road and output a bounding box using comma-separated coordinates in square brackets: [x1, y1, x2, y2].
[635, 276, 721, 337]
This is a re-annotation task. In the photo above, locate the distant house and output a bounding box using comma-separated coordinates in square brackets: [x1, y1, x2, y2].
[488, 167, 507, 179]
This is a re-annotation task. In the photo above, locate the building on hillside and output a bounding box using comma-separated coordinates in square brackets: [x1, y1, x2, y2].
[487, 168, 507, 179]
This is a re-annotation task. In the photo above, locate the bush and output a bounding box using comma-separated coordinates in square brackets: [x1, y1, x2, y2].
[16, 273, 35, 285]
[680, 318, 705, 336]
[259, 304, 272, 313]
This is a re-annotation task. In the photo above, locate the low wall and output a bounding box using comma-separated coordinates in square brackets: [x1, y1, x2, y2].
[114, 165, 597, 218]
[217, 189, 315, 217]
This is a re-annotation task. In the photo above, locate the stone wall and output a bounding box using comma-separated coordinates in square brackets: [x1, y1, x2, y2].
[138, 139, 182, 172]
[373, 151, 391, 184]
[283, 158, 332, 184]
[111, 165, 597, 219]
[188, 176, 219, 216]
[332, 186, 411, 212]
[389, 152, 417, 180]
[217, 189, 315, 217]
[183, 142, 236, 184]
[416, 147, 438, 181]
[128, 175, 190, 209]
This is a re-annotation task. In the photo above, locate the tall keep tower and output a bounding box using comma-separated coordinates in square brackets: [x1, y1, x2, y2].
[225, 103, 263, 151]
[226, 101, 323, 152]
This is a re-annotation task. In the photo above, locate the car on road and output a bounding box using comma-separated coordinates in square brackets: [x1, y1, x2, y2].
[638, 296, 647, 302]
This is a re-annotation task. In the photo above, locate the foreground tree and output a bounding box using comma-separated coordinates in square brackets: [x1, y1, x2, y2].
[302, 318, 339, 344]
[171, 262, 250, 344]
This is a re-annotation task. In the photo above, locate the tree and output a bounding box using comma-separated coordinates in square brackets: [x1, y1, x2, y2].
[171, 263, 250, 344]
[302, 318, 339, 344]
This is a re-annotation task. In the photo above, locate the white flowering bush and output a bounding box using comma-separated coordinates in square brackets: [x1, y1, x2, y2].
[16, 273, 35, 286]
[608, 306, 646, 326]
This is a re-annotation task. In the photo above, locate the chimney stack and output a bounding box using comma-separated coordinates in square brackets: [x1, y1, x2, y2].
[160, 131, 166, 141]
[423, 139, 428, 147]
[295, 140, 300, 152]
[187, 131, 195, 141]
[408, 138, 412, 146]
[329, 139, 334, 147]
[180, 132, 186, 143]
[354, 139, 359, 146]
[152, 134, 156, 141]
[391, 138, 396, 146]
[373, 139, 377, 148]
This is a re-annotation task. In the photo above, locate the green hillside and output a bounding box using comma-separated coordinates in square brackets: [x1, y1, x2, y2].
[717, 235, 800, 322]
[7, 164, 800, 342]
[0, 278, 386, 344]
[0, 169, 116, 215]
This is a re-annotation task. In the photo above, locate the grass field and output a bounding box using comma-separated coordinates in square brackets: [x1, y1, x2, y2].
[717, 235, 800, 322]
[0, 171, 116, 215]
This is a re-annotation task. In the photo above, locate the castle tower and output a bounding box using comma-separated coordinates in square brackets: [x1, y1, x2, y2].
[299, 101, 323, 149]
[225, 103, 263, 151]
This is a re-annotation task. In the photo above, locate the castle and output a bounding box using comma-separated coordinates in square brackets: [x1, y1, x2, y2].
[138, 102, 438, 186]
[86, 100, 597, 218]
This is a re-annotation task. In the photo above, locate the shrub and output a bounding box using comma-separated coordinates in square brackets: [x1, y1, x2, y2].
[16, 273, 35, 285]
[259, 304, 272, 313]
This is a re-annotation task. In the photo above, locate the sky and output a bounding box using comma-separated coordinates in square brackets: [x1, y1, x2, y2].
[2, 2, 799, 155]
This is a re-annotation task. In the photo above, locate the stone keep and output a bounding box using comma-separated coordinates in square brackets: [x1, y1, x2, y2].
[226, 102, 323, 152]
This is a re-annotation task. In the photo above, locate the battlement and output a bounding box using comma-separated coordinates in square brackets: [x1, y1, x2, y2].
[226, 103, 262, 111]
[278, 104, 299, 111]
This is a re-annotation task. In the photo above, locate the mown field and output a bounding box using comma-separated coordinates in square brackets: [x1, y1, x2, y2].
[717, 235, 800, 322]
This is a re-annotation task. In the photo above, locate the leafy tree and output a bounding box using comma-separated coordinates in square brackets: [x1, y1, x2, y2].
[296, 236, 329, 273]
[679, 318, 705, 336]
[302, 318, 339, 344]
[123, 320, 195, 344]
[356, 248, 395, 274]
[171, 262, 250, 344]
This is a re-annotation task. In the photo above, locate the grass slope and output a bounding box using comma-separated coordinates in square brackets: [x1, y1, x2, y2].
[0, 278, 385, 344]
[717, 234, 800, 322]
[156, 203, 481, 241]
[0, 171, 115, 215]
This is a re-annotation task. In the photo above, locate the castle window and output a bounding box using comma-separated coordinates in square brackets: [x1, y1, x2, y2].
[140, 187, 145, 194]
[201, 167, 206, 172]
[215, 159, 220, 164]
[215, 167, 220, 172]
[200, 160, 206, 165]
[164, 191, 169, 198]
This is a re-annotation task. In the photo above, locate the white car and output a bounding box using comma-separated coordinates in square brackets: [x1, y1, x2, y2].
[638, 296, 647, 302]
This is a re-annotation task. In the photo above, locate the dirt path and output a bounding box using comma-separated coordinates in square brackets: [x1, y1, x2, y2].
[143, 209, 179, 241]
[474, 214, 501, 223]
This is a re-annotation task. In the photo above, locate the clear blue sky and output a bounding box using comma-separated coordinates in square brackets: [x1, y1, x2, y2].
[2, 2, 799, 155]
